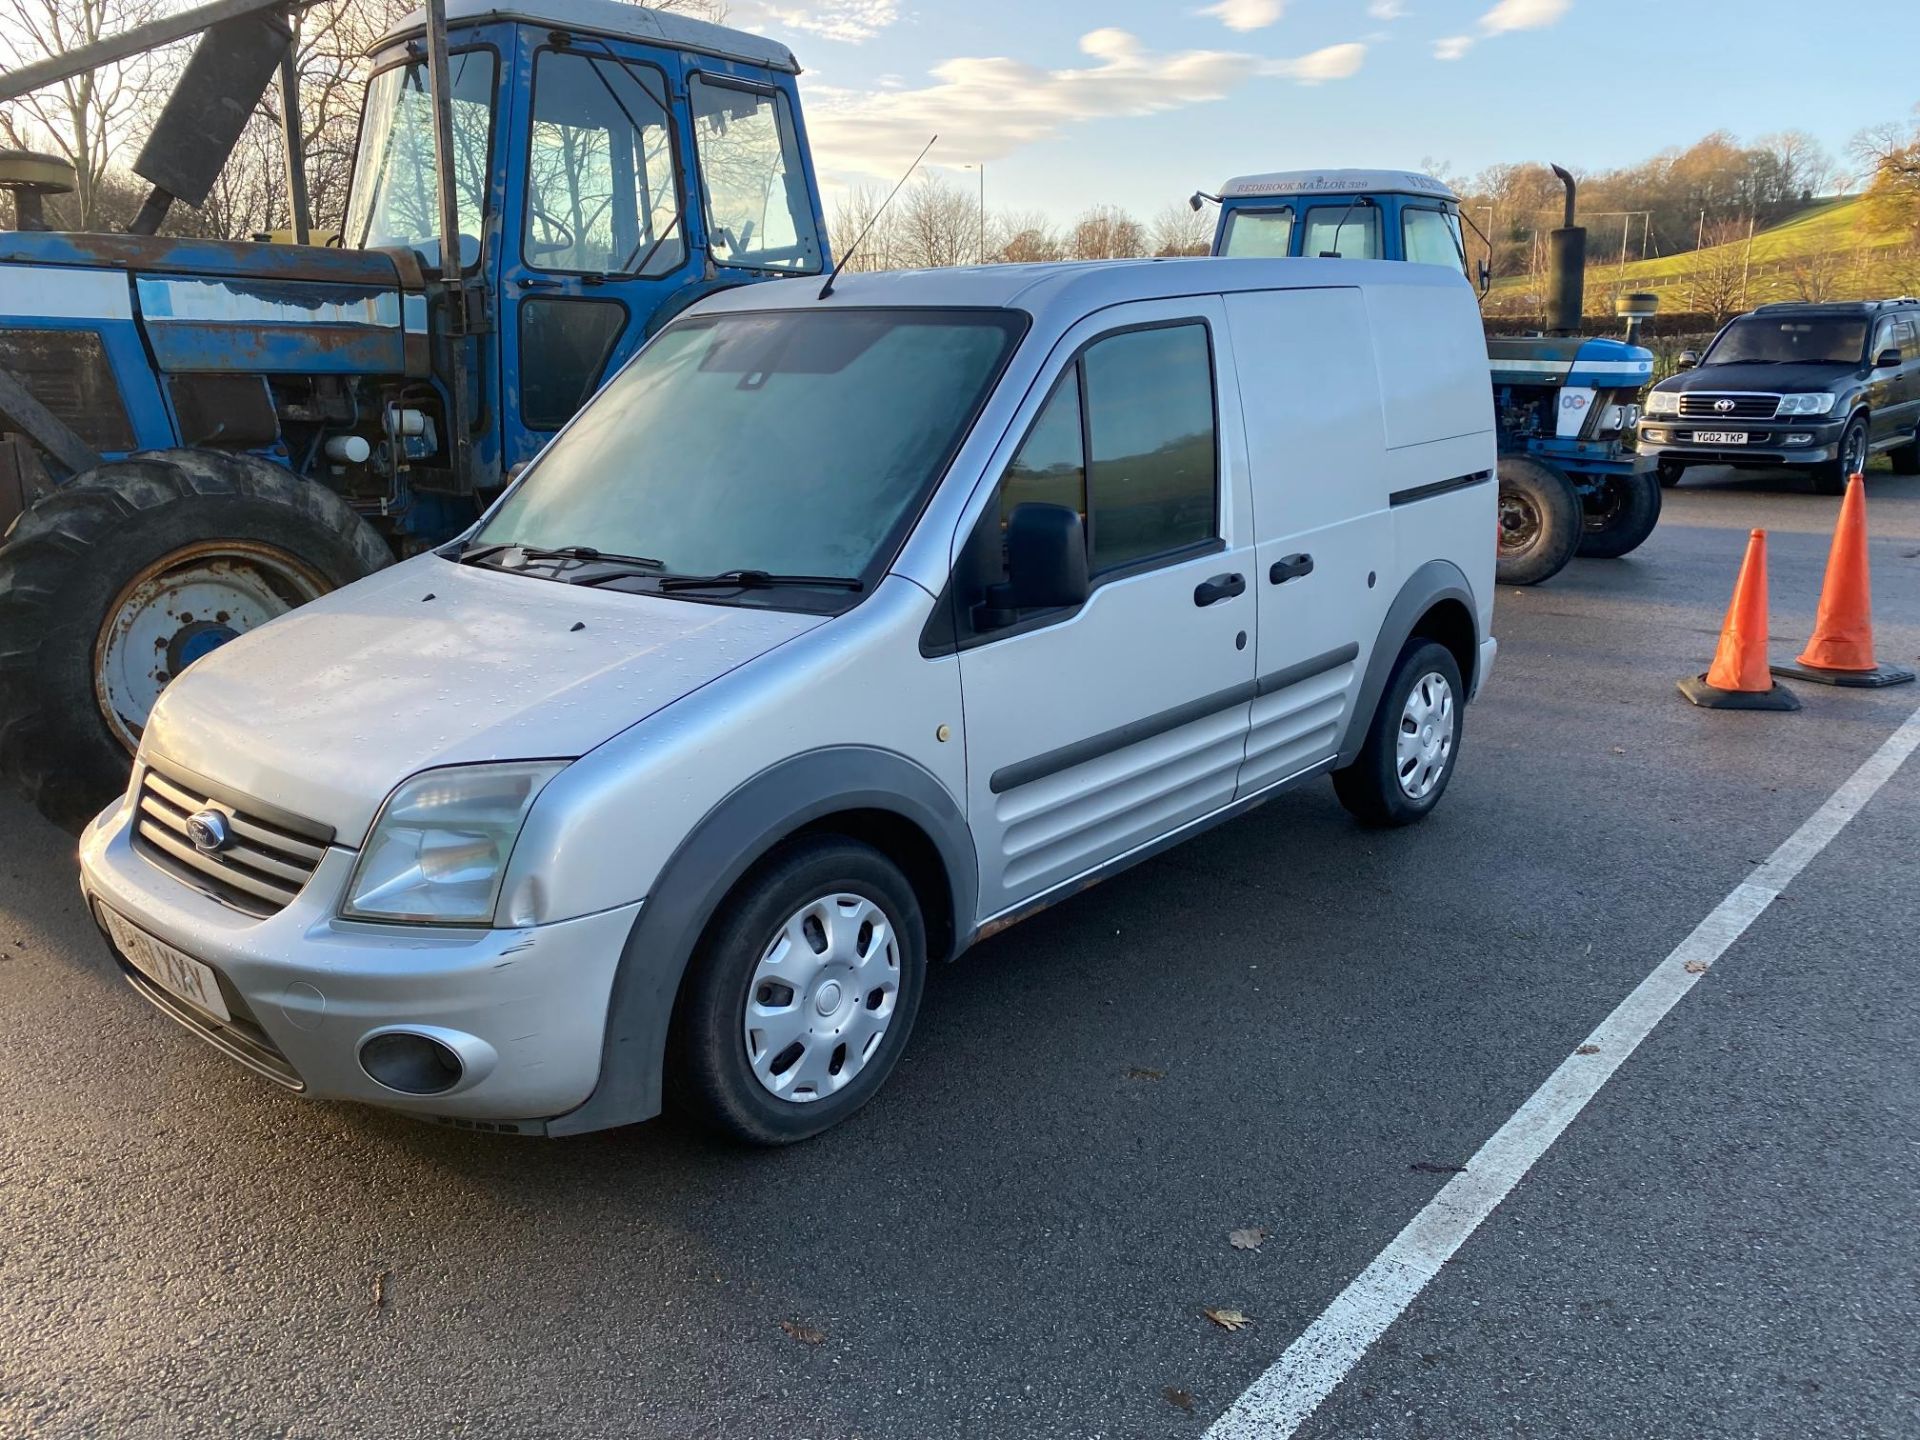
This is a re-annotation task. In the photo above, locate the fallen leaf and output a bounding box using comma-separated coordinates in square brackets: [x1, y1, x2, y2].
[1227, 1226, 1269, 1250]
[368, 1269, 390, 1317]
[1163, 1386, 1195, 1412]
[780, 1320, 827, 1346]
[1575, 1044, 1600, 1056]
[1610, 746, 1626, 755]
[1409, 1161, 1465, 1175]
[1125, 1066, 1166, 1081]
[1203, 1307, 1251, 1332]
[1684, 960, 1709, 975]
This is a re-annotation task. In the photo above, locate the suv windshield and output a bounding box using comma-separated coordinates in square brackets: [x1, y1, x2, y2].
[1706, 315, 1868, 365]
[345, 50, 497, 266]
[474, 309, 1024, 599]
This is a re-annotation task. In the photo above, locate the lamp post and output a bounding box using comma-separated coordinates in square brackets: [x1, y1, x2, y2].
[963, 162, 985, 263]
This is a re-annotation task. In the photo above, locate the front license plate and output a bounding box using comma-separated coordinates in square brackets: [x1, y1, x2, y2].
[1693, 430, 1748, 444]
[100, 906, 231, 1023]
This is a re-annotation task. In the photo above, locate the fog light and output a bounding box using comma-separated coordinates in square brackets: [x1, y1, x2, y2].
[360, 1030, 464, 1095]
[1784, 433, 1812, 445]
[1641, 427, 1668, 443]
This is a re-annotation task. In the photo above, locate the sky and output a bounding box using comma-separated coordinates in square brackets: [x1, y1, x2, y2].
[724, 0, 1920, 226]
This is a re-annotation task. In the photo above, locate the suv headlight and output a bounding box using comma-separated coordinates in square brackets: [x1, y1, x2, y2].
[343, 762, 567, 925]
[1644, 390, 1679, 416]
[1775, 392, 1836, 416]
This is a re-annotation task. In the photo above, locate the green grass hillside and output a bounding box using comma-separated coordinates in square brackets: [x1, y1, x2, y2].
[1488, 195, 1920, 318]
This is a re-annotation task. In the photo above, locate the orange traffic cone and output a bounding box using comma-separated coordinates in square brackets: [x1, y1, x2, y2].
[1679, 528, 1800, 710]
[1771, 474, 1915, 688]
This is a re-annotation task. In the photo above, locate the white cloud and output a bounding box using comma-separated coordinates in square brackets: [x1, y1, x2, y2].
[1200, 0, 1284, 30]
[806, 29, 1263, 178]
[1479, 0, 1570, 33]
[1263, 41, 1367, 83]
[1432, 34, 1473, 58]
[1367, 0, 1406, 18]
[731, 0, 898, 44]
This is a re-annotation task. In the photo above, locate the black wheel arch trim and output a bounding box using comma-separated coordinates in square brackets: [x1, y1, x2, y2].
[545, 745, 977, 1136]
[1335, 559, 1480, 770]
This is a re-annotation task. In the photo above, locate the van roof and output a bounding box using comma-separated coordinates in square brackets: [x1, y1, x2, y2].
[1219, 169, 1458, 202]
[378, 0, 800, 73]
[690, 256, 1473, 325]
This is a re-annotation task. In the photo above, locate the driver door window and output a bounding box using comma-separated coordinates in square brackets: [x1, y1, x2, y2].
[690, 76, 821, 272]
[525, 48, 682, 275]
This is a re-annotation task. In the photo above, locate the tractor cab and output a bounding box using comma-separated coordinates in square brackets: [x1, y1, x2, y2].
[1203, 169, 1480, 281]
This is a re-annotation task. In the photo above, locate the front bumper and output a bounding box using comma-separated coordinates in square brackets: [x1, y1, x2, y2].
[1635, 416, 1843, 468]
[79, 786, 640, 1127]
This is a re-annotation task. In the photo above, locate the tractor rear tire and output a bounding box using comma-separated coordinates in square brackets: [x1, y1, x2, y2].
[1496, 455, 1581, 586]
[0, 450, 390, 831]
[1575, 470, 1663, 559]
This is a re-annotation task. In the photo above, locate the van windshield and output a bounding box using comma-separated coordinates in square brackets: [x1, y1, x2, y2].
[475, 308, 1024, 601]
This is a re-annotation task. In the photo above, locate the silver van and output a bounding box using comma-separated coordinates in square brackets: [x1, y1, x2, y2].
[79, 259, 1498, 1144]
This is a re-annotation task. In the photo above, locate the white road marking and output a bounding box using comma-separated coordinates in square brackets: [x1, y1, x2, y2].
[1207, 699, 1920, 1439]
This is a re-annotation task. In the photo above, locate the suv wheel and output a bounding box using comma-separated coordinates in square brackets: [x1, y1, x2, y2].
[1333, 640, 1465, 828]
[1815, 415, 1868, 496]
[673, 837, 927, 1145]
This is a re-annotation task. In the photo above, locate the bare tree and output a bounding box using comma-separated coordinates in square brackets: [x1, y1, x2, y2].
[892, 172, 976, 268]
[0, 0, 166, 229]
[1067, 204, 1145, 260]
[1688, 217, 1752, 322]
[989, 209, 1061, 264]
[1149, 200, 1210, 257]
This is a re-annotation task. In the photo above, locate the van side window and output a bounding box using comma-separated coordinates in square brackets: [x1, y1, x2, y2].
[1084, 324, 1217, 572]
[941, 322, 1218, 649]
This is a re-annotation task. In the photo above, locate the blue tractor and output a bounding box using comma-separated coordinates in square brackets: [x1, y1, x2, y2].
[1195, 165, 1660, 587]
[0, 0, 830, 826]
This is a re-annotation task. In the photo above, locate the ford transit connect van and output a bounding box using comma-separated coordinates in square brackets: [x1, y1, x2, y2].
[79, 259, 1497, 1144]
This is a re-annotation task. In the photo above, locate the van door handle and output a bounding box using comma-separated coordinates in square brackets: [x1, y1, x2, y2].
[1193, 572, 1245, 607]
[1269, 553, 1314, 584]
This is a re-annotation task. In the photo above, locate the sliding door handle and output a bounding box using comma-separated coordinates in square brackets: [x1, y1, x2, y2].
[1269, 553, 1314, 584]
[1193, 572, 1246, 607]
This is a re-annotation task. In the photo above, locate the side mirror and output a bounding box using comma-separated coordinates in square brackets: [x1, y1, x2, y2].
[1002, 503, 1088, 610]
[1677, 350, 1699, 370]
[1477, 258, 1492, 295]
[1874, 347, 1902, 368]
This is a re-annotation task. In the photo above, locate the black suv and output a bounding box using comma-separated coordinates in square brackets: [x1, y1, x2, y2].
[1637, 298, 1920, 494]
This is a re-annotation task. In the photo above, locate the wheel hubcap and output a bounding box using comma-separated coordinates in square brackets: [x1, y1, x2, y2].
[1845, 428, 1865, 473]
[744, 892, 901, 1104]
[1395, 672, 1455, 800]
[1498, 491, 1541, 555]
[92, 541, 329, 754]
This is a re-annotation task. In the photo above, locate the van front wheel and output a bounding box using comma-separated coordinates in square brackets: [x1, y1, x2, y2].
[1333, 641, 1465, 828]
[673, 837, 927, 1145]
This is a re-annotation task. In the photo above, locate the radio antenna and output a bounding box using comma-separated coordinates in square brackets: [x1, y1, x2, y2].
[819, 134, 938, 299]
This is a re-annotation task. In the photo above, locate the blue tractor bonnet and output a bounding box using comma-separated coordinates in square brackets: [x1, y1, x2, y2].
[1489, 334, 1654, 391]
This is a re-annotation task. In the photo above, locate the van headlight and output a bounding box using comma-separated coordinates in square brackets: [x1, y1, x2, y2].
[1775, 392, 1836, 416]
[342, 762, 567, 925]
[1644, 390, 1679, 416]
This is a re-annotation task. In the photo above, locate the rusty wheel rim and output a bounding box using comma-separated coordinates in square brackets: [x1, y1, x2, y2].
[92, 540, 330, 754]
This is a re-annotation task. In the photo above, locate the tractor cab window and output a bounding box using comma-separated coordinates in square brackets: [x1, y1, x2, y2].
[1301, 204, 1380, 259]
[1403, 206, 1467, 273]
[1219, 207, 1294, 258]
[525, 48, 683, 275]
[689, 76, 821, 273]
[345, 50, 498, 269]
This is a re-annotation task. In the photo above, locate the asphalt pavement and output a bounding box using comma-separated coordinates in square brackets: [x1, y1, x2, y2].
[2, 463, 1916, 1439]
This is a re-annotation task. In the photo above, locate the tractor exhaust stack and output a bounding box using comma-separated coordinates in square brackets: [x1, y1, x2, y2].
[1546, 163, 1585, 337]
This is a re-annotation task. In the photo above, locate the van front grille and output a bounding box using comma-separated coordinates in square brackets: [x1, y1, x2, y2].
[1677, 393, 1779, 419]
[131, 760, 333, 918]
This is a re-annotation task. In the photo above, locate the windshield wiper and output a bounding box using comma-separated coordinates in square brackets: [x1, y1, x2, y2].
[654, 569, 864, 594]
[457, 542, 665, 576]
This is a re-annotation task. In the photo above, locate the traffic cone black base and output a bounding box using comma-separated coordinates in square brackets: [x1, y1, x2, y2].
[1678, 674, 1800, 710]
[1768, 658, 1914, 688]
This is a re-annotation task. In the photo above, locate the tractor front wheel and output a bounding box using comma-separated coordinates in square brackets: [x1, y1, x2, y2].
[1575, 470, 1663, 559]
[0, 450, 390, 830]
[1495, 455, 1581, 586]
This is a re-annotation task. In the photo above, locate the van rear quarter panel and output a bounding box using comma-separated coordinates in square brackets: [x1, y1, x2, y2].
[1363, 282, 1498, 637]
[1223, 285, 1392, 792]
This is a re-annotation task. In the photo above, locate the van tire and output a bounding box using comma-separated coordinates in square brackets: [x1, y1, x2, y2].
[0, 451, 390, 831]
[1495, 455, 1580, 586]
[672, 837, 927, 1145]
[1333, 640, 1464, 828]
[1575, 470, 1662, 559]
